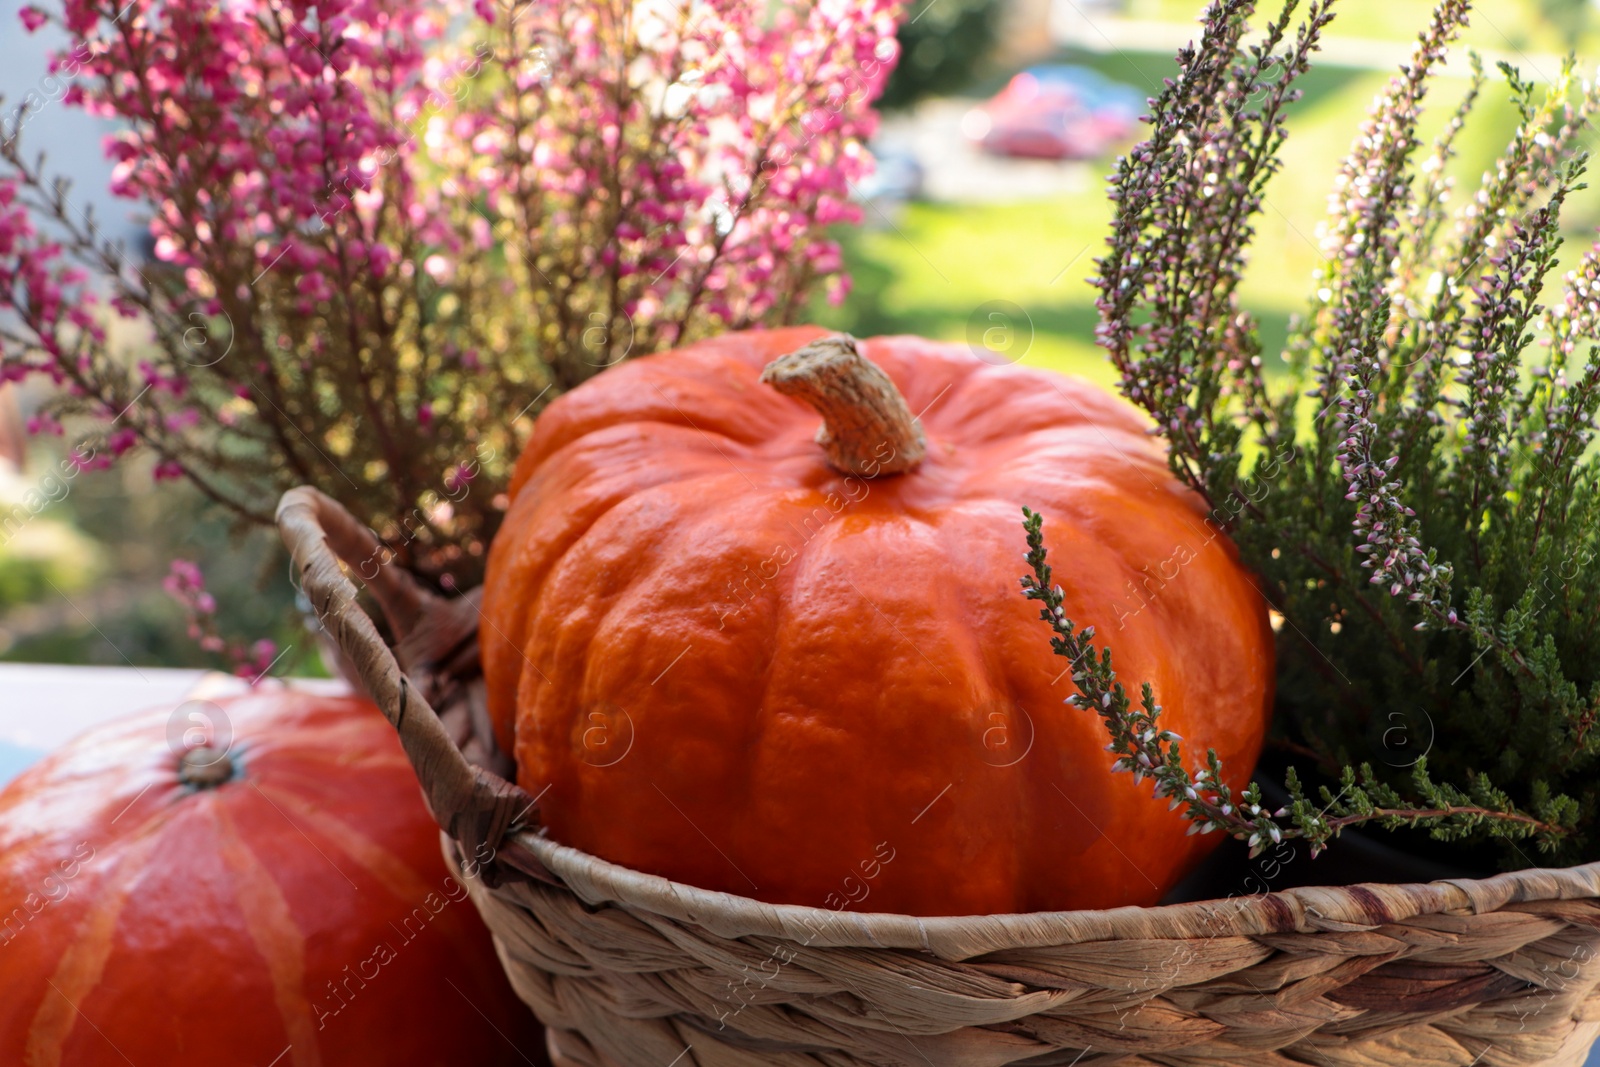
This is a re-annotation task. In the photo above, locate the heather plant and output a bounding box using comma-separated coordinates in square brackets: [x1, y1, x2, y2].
[163, 558, 281, 680]
[0, 0, 899, 591]
[1027, 0, 1600, 868]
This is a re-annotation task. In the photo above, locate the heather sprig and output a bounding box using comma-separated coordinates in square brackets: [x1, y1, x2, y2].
[1095, 0, 1335, 502]
[1021, 509, 1568, 857]
[1053, 0, 1600, 868]
[163, 559, 281, 682]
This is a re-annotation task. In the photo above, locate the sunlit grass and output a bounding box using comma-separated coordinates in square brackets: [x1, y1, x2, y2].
[815, 40, 1593, 387]
[1134, 0, 1596, 57]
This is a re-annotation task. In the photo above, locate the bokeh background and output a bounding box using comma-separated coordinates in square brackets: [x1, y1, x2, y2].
[2, 0, 1597, 673]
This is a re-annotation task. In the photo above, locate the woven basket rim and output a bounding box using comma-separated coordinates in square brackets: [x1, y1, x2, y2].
[515, 823, 1600, 957]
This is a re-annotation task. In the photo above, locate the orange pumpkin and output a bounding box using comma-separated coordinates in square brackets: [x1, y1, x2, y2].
[481, 327, 1273, 915]
[0, 690, 547, 1067]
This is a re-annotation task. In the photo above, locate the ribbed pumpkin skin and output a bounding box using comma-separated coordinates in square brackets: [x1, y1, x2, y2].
[482, 326, 1274, 916]
[0, 691, 546, 1067]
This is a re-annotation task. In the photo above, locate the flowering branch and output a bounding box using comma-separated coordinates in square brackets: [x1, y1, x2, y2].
[1094, 0, 1334, 506]
[1021, 509, 1572, 857]
[163, 560, 281, 683]
[1, 0, 901, 590]
[1082, 0, 1600, 868]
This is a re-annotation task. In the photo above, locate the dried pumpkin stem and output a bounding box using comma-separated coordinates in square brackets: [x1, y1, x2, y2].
[760, 334, 926, 478]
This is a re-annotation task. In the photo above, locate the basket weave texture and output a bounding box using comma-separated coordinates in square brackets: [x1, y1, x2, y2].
[277, 486, 1600, 1067]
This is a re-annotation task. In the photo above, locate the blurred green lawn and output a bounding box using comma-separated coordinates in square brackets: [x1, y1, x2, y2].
[1136, 0, 1597, 54]
[816, 25, 1598, 387]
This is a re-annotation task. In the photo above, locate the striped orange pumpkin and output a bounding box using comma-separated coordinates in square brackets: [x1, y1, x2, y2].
[0, 689, 546, 1067]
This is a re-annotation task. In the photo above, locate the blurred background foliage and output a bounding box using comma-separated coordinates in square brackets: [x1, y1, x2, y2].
[0, 463, 310, 672]
[878, 0, 1005, 109]
[2, 0, 1597, 672]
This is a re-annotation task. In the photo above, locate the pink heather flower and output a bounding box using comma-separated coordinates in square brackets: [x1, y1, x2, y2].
[237, 639, 281, 682]
[164, 408, 200, 432]
[25, 413, 63, 435]
[19, 6, 47, 31]
[0, 0, 900, 591]
[444, 461, 476, 493]
[164, 560, 277, 680]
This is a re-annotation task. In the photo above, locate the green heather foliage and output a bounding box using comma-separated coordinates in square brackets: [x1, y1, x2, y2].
[1026, 0, 1600, 869]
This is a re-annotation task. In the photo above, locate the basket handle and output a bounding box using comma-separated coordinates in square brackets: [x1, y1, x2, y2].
[276, 486, 534, 877]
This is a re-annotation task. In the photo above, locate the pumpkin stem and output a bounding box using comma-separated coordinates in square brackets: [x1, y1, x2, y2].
[760, 335, 926, 478]
[178, 746, 236, 789]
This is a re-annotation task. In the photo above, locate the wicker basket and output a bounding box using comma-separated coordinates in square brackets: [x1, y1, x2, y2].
[277, 485, 1600, 1067]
